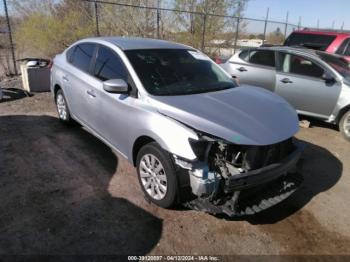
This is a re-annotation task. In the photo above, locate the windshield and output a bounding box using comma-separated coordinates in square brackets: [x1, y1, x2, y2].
[318, 52, 350, 81]
[125, 49, 236, 96]
[284, 33, 336, 51]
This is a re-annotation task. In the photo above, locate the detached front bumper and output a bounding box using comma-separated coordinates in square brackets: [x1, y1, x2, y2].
[224, 142, 303, 192]
[181, 141, 304, 217]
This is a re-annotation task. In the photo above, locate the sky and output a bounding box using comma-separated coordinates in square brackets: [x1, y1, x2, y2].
[244, 0, 350, 30]
[0, 0, 349, 32]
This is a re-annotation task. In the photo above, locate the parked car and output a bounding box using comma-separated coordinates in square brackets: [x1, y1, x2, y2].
[284, 29, 350, 61]
[221, 46, 350, 141]
[51, 37, 303, 216]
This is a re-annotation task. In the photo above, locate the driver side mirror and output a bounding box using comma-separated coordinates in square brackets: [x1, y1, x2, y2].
[103, 79, 129, 94]
[322, 72, 335, 84]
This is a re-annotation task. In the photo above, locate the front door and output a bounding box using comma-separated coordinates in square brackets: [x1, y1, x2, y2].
[91, 45, 136, 156]
[275, 52, 341, 118]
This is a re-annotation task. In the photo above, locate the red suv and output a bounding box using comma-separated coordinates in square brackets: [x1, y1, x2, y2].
[284, 29, 350, 61]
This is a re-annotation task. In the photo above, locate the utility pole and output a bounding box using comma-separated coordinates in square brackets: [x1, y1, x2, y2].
[263, 8, 269, 42]
[94, 0, 100, 36]
[3, 0, 17, 75]
[201, 0, 208, 52]
[317, 19, 319, 29]
[233, 1, 242, 54]
[283, 11, 289, 41]
[156, 0, 161, 39]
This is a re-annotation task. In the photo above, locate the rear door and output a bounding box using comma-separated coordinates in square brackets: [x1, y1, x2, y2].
[226, 49, 276, 91]
[63, 43, 101, 128]
[275, 52, 342, 118]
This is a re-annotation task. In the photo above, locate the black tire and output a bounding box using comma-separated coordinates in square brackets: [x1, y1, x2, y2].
[339, 110, 350, 142]
[136, 142, 178, 208]
[55, 89, 73, 124]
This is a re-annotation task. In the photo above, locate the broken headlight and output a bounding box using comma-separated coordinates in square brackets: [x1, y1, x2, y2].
[188, 138, 211, 161]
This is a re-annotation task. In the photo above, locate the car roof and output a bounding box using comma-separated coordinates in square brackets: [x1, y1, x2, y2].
[81, 37, 194, 51]
[242, 46, 347, 60]
[292, 29, 350, 37]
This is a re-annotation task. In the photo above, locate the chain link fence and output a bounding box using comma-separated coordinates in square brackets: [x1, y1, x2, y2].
[0, 0, 345, 77]
[0, 0, 17, 79]
[90, 0, 299, 53]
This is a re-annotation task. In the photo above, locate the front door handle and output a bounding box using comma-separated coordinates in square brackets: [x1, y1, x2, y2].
[281, 78, 293, 84]
[237, 67, 248, 72]
[87, 90, 96, 98]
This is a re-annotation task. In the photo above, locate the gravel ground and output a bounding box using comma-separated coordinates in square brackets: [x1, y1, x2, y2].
[1, 83, 350, 256]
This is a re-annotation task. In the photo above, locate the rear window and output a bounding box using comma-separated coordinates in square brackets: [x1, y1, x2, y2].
[284, 32, 336, 51]
[239, 49, 275, 67]
[69, 43, 96, 73]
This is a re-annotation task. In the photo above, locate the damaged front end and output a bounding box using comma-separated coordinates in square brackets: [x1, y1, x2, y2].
[174, 135, 304, 217]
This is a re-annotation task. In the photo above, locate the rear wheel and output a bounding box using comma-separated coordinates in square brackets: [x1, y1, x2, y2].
[340, 110, 350, 142]
[55, 89, 72, 124]
[136, 142, 178, 208]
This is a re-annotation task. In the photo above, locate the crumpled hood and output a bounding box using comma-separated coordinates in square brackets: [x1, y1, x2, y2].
[148, 85, 299, 145]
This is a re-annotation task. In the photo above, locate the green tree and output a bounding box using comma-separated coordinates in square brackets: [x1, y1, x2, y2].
[171, 0, 248, 51]
[98, 0, 159, 38]
[13, 0, 94, 58]
[266, 27, 285, 45]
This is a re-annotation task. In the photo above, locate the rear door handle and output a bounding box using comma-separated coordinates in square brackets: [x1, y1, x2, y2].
[62, 75, 69, 82]
[281, 78, 293, 84]
[237, 67, 248, 72]
[86, 90, 96, 98]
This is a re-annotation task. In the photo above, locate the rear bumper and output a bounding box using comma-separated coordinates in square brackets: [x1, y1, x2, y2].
[224, 142, 304, 192]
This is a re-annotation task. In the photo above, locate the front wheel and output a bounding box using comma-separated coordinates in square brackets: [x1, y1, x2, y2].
[339, 110, 350, 142]
[136, 142, 178, 208]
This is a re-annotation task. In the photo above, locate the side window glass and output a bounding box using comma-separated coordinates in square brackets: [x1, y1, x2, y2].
[280, 53, 324, 79]
[70, 43, 96, 73]
[94, 46, 128, 81]
[336, 39, 350, 55]
[344, 41, 350, 56]
[249, 50, 275, 67]
[238, 50, 250, 62]
[66, 46, 76, 63]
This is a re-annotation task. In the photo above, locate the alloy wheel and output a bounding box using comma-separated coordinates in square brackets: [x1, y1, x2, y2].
[139, 154, 167, 200]
[344, 113, 350, 137]
[56, 93, 68, 121]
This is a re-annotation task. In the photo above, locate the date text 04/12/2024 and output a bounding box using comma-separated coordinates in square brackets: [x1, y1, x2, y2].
[127, 255, 220, 261]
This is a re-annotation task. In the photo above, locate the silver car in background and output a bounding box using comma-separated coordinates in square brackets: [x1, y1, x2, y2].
[51, 37, 303, 217]
[221, 46, 350, 141]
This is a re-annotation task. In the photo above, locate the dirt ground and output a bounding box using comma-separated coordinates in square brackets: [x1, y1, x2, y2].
[1, 84, 350, 256]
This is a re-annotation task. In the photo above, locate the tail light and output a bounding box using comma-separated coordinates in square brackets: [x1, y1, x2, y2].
[47, 59, 53, 70]
[215, 57, 222, 64]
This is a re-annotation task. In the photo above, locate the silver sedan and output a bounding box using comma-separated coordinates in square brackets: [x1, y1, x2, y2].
[51, 37, 302, 216]
[221, 46, 350, 141]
